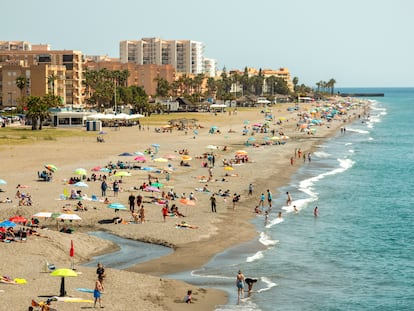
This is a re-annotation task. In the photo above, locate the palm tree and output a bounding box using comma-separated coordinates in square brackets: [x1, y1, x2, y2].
[292, 77, 299, 93]
[15, 76, 27, 99]
[48, 73, 57, 95]
[25, 96, 43, 130]
[327, 78, 336, 95]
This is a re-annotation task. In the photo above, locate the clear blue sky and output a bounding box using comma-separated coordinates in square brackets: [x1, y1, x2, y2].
[2, 0, 413, 87]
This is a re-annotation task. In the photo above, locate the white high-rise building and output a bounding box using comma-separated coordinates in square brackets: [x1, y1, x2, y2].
[120, 37, 206, 75]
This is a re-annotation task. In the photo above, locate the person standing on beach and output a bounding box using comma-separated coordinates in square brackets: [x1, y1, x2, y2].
[308, 153, 312, 163]
[93, 278, 104, 308]
[248, 183, 253, 196]
[162, 205, 168, 222]
[101, 180, 107, 197]
[236, 270, 245, 300]
[136, 194, 143, 208]
[139, 205, 146, 223]
[259, 193, 265, 208]
[286, 192, 292, 206]
[210, 194, 217, 212]
[267, 189, 273, 208]
[113, 180, 119, 197]
[128, 193, 135, 213]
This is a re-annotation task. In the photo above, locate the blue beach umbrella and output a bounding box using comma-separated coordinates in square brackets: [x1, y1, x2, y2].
[0, 179, 7, 185]
[118, 152, 133, 156]
[107, 203, 127, 211]
[74, 181, 89, 188]
[100, 167, 111, 173]
[141, 167, 155, 171]
[0, 220, 17, 227]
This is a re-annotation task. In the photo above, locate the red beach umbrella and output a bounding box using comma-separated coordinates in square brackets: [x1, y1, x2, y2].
[9, 215, 27, 224]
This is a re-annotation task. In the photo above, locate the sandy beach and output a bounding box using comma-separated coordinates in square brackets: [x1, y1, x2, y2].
[0, 99, 367, 310]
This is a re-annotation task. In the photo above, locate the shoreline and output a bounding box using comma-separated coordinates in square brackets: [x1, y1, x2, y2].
[0, 100, 368, 310]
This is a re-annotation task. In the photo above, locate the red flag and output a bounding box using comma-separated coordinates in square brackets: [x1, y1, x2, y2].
[70, 240, 74, 257]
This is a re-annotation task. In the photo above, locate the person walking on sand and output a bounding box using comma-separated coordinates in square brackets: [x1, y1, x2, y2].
[267, 189, 273, 208]
[236, 270, 245, 300]
[128, 193, 135, 213]
[210, 194, 217, 212]
[101, 180, 107, 197]
[286, 192, 292, 206]
[259, 192, 265, 208]
[162, 205, 168, 222]
[93, 278, 104, 308]
[248, 183, 253, 196]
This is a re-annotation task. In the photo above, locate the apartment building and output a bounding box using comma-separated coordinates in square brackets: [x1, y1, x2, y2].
[84, 58, 176, 97]
[0, 49, 83, 107]
[120, 37, 204, 75]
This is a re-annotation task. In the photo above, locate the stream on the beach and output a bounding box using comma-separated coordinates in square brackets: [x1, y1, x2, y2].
[82, 231, 173, 269]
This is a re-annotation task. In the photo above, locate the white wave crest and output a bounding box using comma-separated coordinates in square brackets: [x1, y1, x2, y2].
[246, 251, 264, 262]
[257, 276, 277, 293]
[259, 232, 278, 246]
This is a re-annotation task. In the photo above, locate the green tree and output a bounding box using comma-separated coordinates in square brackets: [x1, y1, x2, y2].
[24, 96, 50, 130]
[327, 78, 336, 95]
[155, 77, 170, 98]
[292, 77, 299, 93]
[15, 76, 27, 100]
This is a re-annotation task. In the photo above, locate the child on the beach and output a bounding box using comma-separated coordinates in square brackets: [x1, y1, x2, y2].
[184, 289, 192, 303]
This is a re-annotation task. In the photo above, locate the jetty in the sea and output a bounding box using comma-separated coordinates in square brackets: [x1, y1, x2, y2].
[338, 92, 384, 97]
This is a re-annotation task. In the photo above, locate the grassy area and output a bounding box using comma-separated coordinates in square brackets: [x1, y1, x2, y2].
[139, 108, 257, 126]
[0, 126, 95, 146]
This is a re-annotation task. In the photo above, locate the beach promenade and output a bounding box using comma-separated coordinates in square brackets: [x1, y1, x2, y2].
[0, 100, 367, 310]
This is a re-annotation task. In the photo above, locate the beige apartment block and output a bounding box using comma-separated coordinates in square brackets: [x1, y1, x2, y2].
[0, 50, 83, 108]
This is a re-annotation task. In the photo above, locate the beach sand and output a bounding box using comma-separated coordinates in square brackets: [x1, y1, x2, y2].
[0, 100, 367, 310]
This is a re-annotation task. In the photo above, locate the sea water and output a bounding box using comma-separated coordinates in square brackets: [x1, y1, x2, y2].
[168, 88, 414, 310]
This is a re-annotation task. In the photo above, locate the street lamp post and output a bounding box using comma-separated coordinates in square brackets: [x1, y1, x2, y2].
[8, 92, 13, 123]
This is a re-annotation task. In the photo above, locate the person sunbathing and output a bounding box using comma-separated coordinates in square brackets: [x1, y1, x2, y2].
[176, 221, 198, 229]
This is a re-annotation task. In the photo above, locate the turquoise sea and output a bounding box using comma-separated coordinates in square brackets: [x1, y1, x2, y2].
[167, 88, 414, 310]
[86, 88, 414, 310]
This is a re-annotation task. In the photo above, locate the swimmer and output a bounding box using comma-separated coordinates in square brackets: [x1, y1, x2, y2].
[314, 206, 319, 217]
[293, 205, 298, 213]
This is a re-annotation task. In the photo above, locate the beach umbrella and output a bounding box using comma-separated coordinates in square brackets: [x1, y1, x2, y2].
[114, 171, 131, 177]
[107, 203, 127, 210]
[153, 157, 168, 163]
[74, 168, 87, 175]
[164, 154, 176, 160]
[243, 120, 250, 124]
[91, 166, 102, 172]
[9, 215, 27, 224]
[0, 179, 7, 185]
[0, 220, 17, 227]
[224, 166, 234, 171]
[56, 214, 82, 221]
[144, 186, 160, 192]
[74, 181, 89, 188]
[179, 199, 196, 206]
[134, 156, 147, 162]
[134, 151, 145, 156]
[236, 150, 248, 155]
[181, 155, 192, 161]
[45, 164, 58, 172]
[100, 167, 111, 173]
[151, 143, 160, 148]
[50, 268, 78, 297]
[247, 137, 256, 141]
[141, 167, 155, 171]
[118, 152, 133, 156]
[151, 182, 164, 188]
[206, 145, 218, 150]
[270, 136, 280, 141]
[32, 212, 53, 218]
